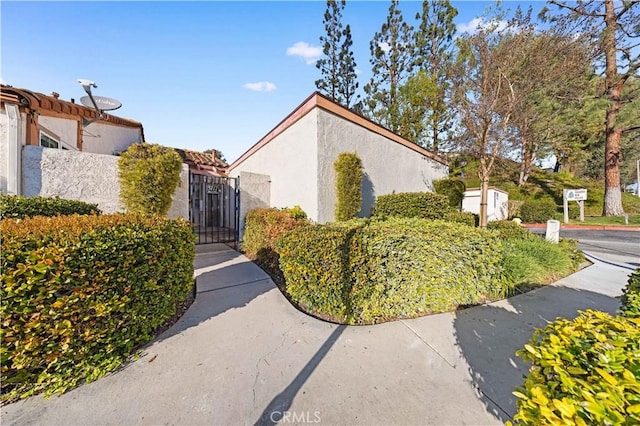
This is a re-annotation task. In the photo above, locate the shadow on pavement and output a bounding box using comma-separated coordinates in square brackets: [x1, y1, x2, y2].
[156, 259, 272, 343]
[454, 285, 620, 423]
[254, 325, 346, 426]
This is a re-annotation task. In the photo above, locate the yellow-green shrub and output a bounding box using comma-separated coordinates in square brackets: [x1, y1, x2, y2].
[1, 213, 195, 402]
[118, 143, 183, 215]
[278, 218, 504, 324]
[0, 194, 100, 219]
[334, 152, 363, 221]
[513, 310, 640, 425]
[620, 268, 640, 318]
[241, 208, 308, 275]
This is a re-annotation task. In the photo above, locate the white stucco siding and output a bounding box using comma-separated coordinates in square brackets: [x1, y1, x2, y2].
[82, 122, 142, 155]
[230, 110, 319, 221]
[22, 146, 188, 218]
[38, 115, 79, 149]
[0, 109, 8, 193]
[316, 109, 449, 223]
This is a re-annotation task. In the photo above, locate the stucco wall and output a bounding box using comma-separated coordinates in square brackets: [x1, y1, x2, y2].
[38, 115, 78, 149]
[229, 110, 319, 220]
[316, 109, 449, 223]
[237, 171, 271, 238]
[82, 122, 142, 155]
[0, 109, 8, 193]
[22, 146, 188, 218]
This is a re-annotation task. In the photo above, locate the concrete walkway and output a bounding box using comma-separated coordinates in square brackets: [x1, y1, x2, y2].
[2, 244, 636, 425]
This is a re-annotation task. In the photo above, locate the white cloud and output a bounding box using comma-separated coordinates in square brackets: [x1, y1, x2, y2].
[457, 17, 508, 35]
[286, 41, 322, 65]
[377, 42, 391, 53]
[355, 68, 362, 75]
[243, 81, 277, 92]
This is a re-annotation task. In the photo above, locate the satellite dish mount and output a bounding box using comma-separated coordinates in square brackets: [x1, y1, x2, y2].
[77, 79, 122, 127]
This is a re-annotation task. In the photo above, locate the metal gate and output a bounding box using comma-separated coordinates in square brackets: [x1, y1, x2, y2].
[189, 174, 239, 245]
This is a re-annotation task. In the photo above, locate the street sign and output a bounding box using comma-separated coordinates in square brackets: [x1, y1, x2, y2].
[80, 95, 122, 111]
[566, 188, 587, 201]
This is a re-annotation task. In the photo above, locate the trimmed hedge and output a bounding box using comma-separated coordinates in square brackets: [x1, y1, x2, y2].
[1, 214, 195, 401]
[334, 152, 363, 221]
[513, 310, 640, 425]
[0, 195, 100, 219]
[241, 208, 308, 274]
[620, 267, 640, 318]
[434, 178, 465, 209]
[278, 218, 504, 324]
[118, 143, 183, 215]
[519, 199, 557, 223]
[372, 192, 450, 220]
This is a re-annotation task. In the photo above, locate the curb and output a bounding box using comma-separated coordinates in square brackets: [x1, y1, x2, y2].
[524, 223, 640, 231]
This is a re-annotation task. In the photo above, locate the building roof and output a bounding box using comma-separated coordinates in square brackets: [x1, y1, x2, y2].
[228, 92, 449, 171]
[0, 84, 143, 129]
[175, 148, 228, 176]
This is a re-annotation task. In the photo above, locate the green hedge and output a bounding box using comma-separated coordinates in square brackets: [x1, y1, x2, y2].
[334, 152, 363, 221]
[620, 268, 640, 318]
[434, 178, 465, 209]
[519, 199, 557, 223]
[278, 218, 504, 324]
[241, 208, 308, 275]
[372, 192, 450, 220]
[0, 195, 100, 219]
[513, 310, 640, 425]
[446, 211, 477, 227]
[118, 143, 183, 215]
[0, 213, 195, 402]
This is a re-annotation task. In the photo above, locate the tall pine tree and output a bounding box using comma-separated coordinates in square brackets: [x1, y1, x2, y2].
[363, 0, 414, 132]
[411, 0, 458, 152]
[316, 0, 359, 107]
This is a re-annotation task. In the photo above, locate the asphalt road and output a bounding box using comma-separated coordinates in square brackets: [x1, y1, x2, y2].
[528, 228, 639, 262]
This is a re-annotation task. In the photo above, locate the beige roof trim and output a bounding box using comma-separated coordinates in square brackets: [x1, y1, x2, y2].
[228, 92, 448, 171]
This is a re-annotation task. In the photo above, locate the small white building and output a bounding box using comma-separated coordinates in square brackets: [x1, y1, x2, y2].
[462, 187, 509, 221]
[228, 92, 449, 231]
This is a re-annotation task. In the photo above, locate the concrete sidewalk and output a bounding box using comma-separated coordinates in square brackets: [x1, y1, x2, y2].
[2, 245, 634, 425]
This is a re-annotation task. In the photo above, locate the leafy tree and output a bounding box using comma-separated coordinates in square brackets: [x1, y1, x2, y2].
[363, 0, 414, 133]
[452, 24, 518, 228]
[409, 0, 458, 152]
[315, 0, 359, 107]
[334, 152, 363, 221]
[118, 143, 183, 215]
[496, 9, 594, 186]
[543, 0, 640, 216]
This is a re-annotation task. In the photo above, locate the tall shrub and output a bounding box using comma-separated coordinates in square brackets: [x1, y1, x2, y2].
[118, 143, 183, 215]
[434, 178, 466, 210]
[620, 267, 640, 318]
[334, 152, 363, 221]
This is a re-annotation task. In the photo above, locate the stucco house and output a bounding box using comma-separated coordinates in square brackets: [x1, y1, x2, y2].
[0, 85, 144, 195]
[229, 92, 449, 232]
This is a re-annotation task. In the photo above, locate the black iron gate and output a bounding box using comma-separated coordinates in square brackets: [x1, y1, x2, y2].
[189, 174, 239, 245]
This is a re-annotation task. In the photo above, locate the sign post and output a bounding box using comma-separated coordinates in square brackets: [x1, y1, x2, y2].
[563, 188, 587, 223]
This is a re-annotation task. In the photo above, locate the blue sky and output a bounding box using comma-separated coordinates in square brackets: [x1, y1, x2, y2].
[1, 1, 544, 163]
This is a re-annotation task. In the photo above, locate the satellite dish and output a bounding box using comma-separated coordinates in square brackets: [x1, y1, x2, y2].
[80, 95, 122, 111]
